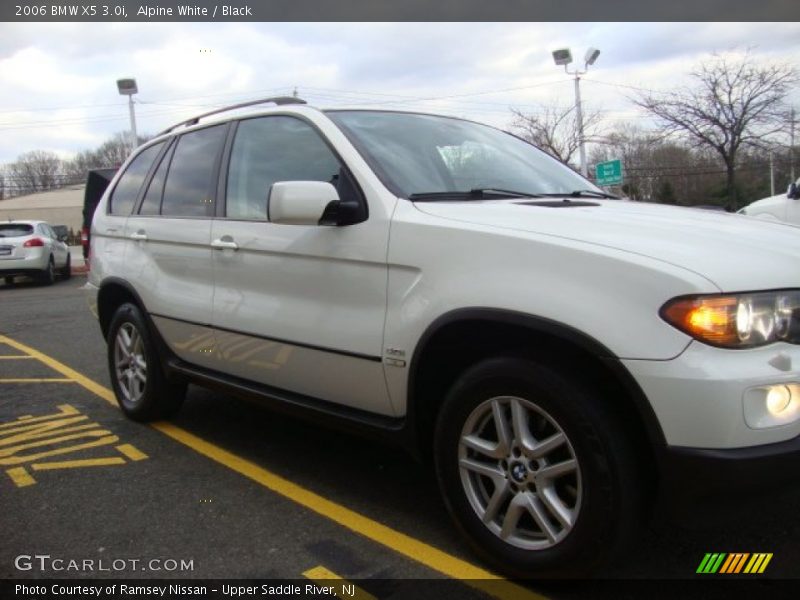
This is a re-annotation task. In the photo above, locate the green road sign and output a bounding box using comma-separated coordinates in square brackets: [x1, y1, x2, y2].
[595, 159, 623, 186]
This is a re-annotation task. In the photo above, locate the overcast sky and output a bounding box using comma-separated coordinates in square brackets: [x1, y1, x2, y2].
[0, 22, 799, 165]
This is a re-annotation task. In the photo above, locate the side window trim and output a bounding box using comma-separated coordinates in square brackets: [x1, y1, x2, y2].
[107, 140, 166, 216]
[133, 137, 175, 216]
[216, 120, 239, 219]
[220, 114, 368, 222]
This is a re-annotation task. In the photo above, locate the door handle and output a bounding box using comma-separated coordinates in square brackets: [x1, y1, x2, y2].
[211, 238, 239, 251]
[129, 231, 148, 241]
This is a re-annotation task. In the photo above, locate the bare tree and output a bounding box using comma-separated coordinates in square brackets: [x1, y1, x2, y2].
[510, 103, 603, 167]
[63, 132, 152, 181]
[633, 52, 797, 209]
[6, 150, 63, 195]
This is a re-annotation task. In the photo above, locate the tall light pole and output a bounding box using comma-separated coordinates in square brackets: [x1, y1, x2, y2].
[116, 78, 139, 155]
[552, 47, 600, 178]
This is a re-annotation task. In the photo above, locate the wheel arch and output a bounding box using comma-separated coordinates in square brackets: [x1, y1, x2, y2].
[407, 308, 666, 470]
[97, 277, 147, 339]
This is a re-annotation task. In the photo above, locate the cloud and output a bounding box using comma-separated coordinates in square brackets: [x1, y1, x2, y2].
[0, 22, 798, 165]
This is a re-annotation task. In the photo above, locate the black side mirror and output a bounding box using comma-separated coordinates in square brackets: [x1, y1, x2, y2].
[788, 182, 799, 200]
[58, 235, 69, 242]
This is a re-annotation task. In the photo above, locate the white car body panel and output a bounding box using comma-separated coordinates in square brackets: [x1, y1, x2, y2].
[87, 104, 800, 453]
[741, 191, 800, 226]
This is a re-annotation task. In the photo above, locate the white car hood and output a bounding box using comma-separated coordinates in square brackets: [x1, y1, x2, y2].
[414, 199, 800, 292]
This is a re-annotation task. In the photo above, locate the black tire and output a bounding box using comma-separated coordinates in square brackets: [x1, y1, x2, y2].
[39, 256, 55, 286]
[107, 302, 186, 421]
[61, 254, 72, 279]
[434, 357, 645, 579]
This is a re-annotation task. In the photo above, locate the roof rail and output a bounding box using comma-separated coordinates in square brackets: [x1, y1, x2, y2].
[158, 96, 307, 135]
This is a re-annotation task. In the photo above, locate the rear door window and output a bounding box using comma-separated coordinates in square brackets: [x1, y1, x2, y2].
[108, 142, 164, 216]
[161, 125, 227, 217]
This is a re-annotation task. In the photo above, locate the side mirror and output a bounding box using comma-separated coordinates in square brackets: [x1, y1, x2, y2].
[58, 235, 69, 243]
[268, 181, 341, 226]
[788, 182, 799, 200]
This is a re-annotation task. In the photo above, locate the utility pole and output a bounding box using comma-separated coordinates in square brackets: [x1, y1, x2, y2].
[769, 150, 775, 196]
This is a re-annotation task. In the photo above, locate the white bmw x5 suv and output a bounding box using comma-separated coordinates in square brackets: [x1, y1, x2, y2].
[86, 97, 800, 578]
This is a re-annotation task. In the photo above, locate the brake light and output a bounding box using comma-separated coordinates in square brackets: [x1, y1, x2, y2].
[81, 227, 89, 244]
[23, 237, 45, 247]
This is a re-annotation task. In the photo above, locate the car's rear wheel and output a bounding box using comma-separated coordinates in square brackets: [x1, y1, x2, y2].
[61, 254, 71, 279]
[107, 302, 186, 421]
[434, 357, 645, 578]
[39, 256, 55, 286]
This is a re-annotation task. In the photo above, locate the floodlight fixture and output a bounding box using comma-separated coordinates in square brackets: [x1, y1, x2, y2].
[550, 47, 602, 178]
[584, 47, 601, 66]
[552, 48, 573, 66]
[116, 78, 138, 96]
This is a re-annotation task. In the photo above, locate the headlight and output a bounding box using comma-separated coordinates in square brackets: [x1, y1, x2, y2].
[661, 290, 800, 348]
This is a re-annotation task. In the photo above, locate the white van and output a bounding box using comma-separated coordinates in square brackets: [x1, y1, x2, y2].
[739, 178, 800, 225]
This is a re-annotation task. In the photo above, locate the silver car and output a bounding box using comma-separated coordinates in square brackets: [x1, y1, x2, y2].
[0, 220, 71, 285]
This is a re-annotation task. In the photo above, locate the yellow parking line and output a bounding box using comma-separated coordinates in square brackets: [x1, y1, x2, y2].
[116, 443, 148, 461]
[303, 566, 376, 600]
[0, 378, 75, 383]
[0, 355, 34, 360]
[31, 457, 126, 470]
[0, 333, 546, 600]
[0, 335, 115, 403]
[6, 466, 36, 487]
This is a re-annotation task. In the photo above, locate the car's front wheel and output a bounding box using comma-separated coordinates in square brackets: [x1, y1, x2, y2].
[434, 357, 645, 578]
[107, 302, 186, 421]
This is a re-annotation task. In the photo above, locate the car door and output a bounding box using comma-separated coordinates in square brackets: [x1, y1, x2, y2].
[124, 124, 228, 370]
[41, 224, 68, 268]
[210, 114, 394, 415]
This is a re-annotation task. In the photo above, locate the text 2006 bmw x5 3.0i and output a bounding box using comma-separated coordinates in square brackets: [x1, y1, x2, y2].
[85, 97, 800, 578]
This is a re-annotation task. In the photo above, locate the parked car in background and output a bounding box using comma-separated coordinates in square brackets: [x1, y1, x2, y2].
[739, 178, 800, 225]
[0, 220, 71, 285]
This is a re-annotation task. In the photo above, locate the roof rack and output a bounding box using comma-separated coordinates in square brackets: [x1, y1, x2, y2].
[158, 96, 307, 135]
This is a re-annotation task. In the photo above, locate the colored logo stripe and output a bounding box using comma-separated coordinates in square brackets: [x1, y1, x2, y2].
[744, 553, 773, 574]
[697, 553, 726, 574]
[697, 553, 773, 574]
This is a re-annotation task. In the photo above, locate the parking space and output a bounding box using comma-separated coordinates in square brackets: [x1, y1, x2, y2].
[1, 279, 799, 598]
[0, 283, 544, 600]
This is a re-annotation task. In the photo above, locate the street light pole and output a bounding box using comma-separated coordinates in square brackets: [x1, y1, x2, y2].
[116, 78, 139, 155]
[127, 94, 138, 153]
[552, 47, 600, 179]
[573, 71, 587, 179]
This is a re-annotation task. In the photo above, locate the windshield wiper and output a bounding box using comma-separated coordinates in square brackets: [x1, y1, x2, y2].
[539, 189, 619, 199]
[409, 188, 544, 201]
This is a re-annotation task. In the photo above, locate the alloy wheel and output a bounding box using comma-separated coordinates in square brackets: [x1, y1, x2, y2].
[458, 395, 582, 550]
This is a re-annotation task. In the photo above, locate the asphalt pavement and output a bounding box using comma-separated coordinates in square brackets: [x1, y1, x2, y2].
[1, 276, 798, 599]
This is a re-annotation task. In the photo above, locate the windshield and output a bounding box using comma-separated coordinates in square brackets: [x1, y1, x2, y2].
[326, 110, 602, 200]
